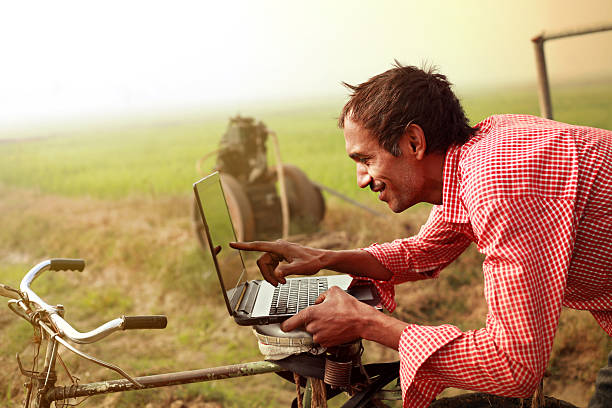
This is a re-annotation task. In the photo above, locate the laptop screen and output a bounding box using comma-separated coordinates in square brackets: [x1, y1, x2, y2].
[193, 172, 248, 312]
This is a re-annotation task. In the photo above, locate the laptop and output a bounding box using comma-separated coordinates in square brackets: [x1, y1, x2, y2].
[193, 171, 379, 326]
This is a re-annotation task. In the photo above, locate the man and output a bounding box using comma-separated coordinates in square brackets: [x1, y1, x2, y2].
[231, 64, 612, 407]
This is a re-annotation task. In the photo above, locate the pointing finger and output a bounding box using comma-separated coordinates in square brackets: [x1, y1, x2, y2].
[230, 241, 286, 254]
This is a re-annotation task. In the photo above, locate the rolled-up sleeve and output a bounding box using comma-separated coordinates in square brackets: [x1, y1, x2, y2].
[353, 205, 472, 311]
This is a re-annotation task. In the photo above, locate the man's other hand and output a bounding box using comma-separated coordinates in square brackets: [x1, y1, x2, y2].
[229, 240, 325, 286]
[280, 286, 373, 347]
[281, 286, 406, 350]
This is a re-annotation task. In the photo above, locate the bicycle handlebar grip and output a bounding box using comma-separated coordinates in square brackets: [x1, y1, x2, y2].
[123, 315, 168, 330]
[49, 259, 86, 272]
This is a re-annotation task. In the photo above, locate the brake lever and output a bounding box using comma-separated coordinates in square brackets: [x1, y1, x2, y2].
[8, 299, 33, 324]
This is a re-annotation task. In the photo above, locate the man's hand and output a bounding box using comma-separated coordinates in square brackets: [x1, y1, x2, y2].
[281, 286, 372, 347]
[229, 240, 326, 286]
[230, 240, 392, 285]
[282, 286, 407, 350]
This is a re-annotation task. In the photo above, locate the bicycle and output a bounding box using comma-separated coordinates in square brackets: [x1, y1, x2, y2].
[1, 259, 578, 408]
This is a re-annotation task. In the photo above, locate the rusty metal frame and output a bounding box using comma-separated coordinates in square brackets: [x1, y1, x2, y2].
[531, 23, 612, 119]
[42, 361, 403, 406]
[44, 361, 283, 403]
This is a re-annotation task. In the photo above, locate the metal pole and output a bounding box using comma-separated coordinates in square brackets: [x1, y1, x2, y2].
[45, 361, 282, 401]
[539, 24, 612, 42]
[531, 23, 612, 120]
[311, 181, 390, 219]
[531, 35, 553, 119]
[270, 131, 290, 239]
[303, 377, 313, 408]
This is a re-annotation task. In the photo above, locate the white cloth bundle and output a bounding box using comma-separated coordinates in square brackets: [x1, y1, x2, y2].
[253, 324, 326, 360]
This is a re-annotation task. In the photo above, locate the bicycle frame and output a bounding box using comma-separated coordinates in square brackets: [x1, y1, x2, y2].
[28, 333, 400, 408]
[30, 341, 283, 408]
[3, 259, 402, 408]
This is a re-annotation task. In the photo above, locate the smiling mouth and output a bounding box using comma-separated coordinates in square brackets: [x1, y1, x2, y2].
[369, 180, 386, 195]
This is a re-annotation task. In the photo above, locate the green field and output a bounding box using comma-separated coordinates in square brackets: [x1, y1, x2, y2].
[0, 83, 610, 407]
[1, 82, 610, 201]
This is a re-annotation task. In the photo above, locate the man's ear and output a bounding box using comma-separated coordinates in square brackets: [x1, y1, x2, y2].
[401, 124, 427, 159]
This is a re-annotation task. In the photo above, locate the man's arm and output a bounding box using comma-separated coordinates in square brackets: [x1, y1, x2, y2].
[393, 196, 577, 408]
[229, 240, 392, 285]
[362, 205, 473, 286]
[232, 205, 473, 286]
[232, 205, 474, 312]
[351, 205, 473, 311]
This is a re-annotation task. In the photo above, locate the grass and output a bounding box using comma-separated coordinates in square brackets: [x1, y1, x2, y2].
[1, 82, 610, 202]
[0, 82, 610, 407]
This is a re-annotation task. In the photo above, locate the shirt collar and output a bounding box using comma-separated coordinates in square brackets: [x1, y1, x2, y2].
[441, 143, 469, 224]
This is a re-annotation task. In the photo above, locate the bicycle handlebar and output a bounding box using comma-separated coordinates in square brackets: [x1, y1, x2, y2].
[123, 315, 168, 330]
[20, 259, 74, 314]
[49, 258, 86, 272]
[17, 259, 167, 344]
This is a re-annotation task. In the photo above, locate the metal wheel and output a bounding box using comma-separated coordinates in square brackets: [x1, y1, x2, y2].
[192, 173, 256, 251]
[221, 173, 256, 242]
[279, 164, 325, 233]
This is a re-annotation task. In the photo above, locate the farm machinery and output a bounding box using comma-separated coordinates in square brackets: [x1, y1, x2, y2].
[192, 115, 326, 249]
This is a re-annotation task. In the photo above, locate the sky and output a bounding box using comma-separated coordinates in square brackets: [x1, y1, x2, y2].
[0, 0, 611, 127]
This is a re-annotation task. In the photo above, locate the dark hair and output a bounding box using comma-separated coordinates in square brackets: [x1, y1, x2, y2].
[338, 62, 477, 156]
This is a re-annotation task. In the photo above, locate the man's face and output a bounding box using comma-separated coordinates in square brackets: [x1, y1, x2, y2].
[343, 118, 427, 213]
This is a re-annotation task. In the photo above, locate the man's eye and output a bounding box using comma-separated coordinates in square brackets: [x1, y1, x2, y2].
[359, 157, 370, 165]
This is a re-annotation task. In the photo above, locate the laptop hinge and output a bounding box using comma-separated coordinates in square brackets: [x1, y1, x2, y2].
[236, 281, 260, 314]
[232, 283, 247, 313]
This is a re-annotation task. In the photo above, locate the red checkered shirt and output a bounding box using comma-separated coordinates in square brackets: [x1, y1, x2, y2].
[357, 114, 612, 407]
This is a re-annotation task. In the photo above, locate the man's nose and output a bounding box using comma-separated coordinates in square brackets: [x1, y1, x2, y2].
[356, 164, 372, 189]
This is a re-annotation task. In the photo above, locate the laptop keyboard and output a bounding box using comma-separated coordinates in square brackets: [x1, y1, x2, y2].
[269, 277, 328, 315]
